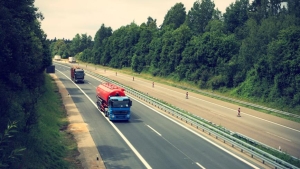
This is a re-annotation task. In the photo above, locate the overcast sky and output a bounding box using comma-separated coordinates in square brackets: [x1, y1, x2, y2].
[34, 0, 238, 40]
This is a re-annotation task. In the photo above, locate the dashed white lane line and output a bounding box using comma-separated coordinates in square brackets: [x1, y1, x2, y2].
[146, 125, 206, 169]
[56, 69, 152, 169]
[146, 125, 162, 136]
[114, 72, 300, 133]
[87, 82, 97, 88]
[266, 132, 291, 142]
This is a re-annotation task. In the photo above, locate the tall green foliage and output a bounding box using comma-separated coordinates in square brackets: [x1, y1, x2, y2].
[59, 1, 300, 112]
[0, 0, 52, 167]
[186, 0, 215, 34]
[161, 3, 186, 30]
[223, 0, 249, 33]
[93, 24, 112, 64]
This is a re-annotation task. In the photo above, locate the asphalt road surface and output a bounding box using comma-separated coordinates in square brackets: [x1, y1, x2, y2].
[65, 62, 300, 158]
[54, 63, 261, 169]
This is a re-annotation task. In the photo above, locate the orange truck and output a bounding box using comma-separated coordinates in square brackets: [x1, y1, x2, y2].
[70, 66, 85, 83]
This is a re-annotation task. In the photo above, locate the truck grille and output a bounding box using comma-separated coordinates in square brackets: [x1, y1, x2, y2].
[113, 111, 128, 115]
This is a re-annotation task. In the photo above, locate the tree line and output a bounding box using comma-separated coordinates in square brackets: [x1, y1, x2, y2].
[0, 0, 52, 167]
[50, 0, 300, 113]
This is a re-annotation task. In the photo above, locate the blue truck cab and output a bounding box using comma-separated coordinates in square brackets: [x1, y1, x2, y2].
[107, 96, 132, 121]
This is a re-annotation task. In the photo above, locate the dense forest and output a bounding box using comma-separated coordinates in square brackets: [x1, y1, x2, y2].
[51, 0, 300, 113]
[0, 0, 55, 168]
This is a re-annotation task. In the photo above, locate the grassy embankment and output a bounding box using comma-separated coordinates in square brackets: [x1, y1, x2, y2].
[75, 60, 299, 123]
[73, 61, 300, 167]
[20, 74, 81, 168]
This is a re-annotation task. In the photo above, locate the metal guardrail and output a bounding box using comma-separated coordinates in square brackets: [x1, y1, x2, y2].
[55, 62, 299, 169]
[59, 61, 300, 119]
[85, 70, 299, 169]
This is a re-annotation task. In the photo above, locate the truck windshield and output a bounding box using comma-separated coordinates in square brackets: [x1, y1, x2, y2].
[75, 71, 84, 77]
[111, 101, 130, 108]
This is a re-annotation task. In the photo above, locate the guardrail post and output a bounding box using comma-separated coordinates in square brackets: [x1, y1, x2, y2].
[74, 66, 296, 169]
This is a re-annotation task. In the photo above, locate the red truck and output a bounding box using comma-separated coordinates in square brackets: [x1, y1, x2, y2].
[96, 82, 132, 121]
[70, 66, 85, 83]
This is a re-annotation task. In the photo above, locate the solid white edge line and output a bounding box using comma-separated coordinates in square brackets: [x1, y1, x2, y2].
[96, 66, 300, 133]
[146, 125, 162, 136]
[56, 63, 258, 168]
[56, 69, 152, 169]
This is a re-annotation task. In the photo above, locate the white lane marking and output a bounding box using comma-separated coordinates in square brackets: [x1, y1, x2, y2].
[146, 125, 162, 136]
[110, 71, 300, 133]
[132, 95, 260, 169]
[89, 71, 210, 164]
[266, 132, 291, 142]
[56, 69, 152, 169]
[87, 81, 97, 88]
[196, 162, 206, 169]
[56, 64, 258, 168]
[158, 132, 206, 169]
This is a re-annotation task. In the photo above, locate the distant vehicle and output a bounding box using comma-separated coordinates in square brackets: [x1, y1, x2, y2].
[54, 55, 61, 60]
[96, 82, 132, 121]
[70, 66, 85, 83]
[68, 57, 76, 63]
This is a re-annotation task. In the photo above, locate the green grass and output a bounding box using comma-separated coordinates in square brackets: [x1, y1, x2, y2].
[75, 61, 300, 123]
[89, 70, 300, 167]
[19, 74, 81, 169]
[234, 134, 300, 167]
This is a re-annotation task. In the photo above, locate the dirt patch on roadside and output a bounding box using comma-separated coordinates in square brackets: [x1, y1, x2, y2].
[50, 74, 106, 169]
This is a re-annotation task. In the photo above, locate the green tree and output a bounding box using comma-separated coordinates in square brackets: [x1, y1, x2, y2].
[161, 3, 186, 30]
[267, 26, 300, 106]
[93, 24, 112, 64]
[70, 33, 92, 56]
[186, 0, 215, 34]
[223, 0, 249, 33]
[0, 0, 51, 167]
[287, 0, 300, 18]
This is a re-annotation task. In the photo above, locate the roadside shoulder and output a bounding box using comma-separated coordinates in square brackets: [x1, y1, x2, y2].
[51, 74, 106, 169]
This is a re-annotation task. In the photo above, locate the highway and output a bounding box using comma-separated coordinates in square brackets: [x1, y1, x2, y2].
[71, 62, 300, 158]
[54, 63, 261, 169]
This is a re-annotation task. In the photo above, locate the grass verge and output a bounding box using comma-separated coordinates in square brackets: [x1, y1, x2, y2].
[19, 74, 82, 169]
[75, 61, 300, 123]
[87, 68, 300, 168]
